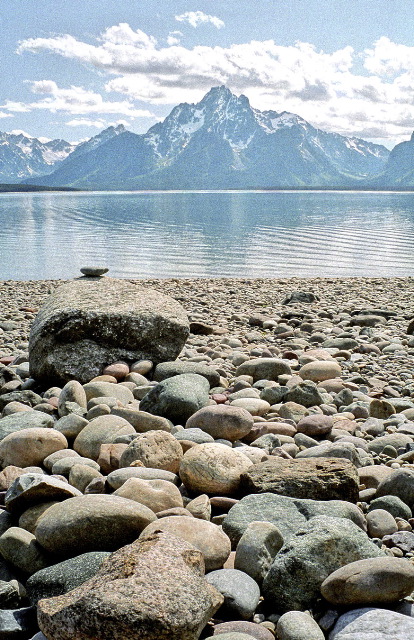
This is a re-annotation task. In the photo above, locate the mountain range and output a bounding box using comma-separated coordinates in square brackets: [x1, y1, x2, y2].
[1, 86, 413, 189]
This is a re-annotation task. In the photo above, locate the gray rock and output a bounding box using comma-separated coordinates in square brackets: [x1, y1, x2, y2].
[139, 374, 210, 425]
[223, 493, 365, 548]
[0, 580, 25, 610]
[26, 552, 110, 604]
[153, 361, 220, 387]
[277, 612, 325, 640]
[235, 358, 291, 382]
[205, 569, 260, 620]
[80, 267, 108, 276]
[29, 278, 189, 384]
[375, 469, 414, 510]
[367, 434, 413, 455]
[285, 381, 325, 407]
[34, 495, 157, 557]
[234, 521, 283, 584]
[328, 607, 414, 639]
[5, 474, 81, 514]
[37, 531, 223, 640]
[0, 412, 54, 442]
[106, 467, 179, 490]
[0, 606, 38, 639]
[367, 495, 412, 520]
[296, 441, 362, 466]
[283, 291, 319, 304]
[262, 516, 384, 612]
[213, 622, 274, 639]
[174, 428, 214, 444]
[0, 391, 42, 412]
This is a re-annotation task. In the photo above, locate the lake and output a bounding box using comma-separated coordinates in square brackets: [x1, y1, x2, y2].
[2, 190, 414, 280]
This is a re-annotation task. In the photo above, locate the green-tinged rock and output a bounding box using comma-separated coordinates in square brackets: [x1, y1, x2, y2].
[26, 552, 110, 604]
[223, 493, 365, 548]
[139, 374, 210, 425]
[262, 516, 385, 612]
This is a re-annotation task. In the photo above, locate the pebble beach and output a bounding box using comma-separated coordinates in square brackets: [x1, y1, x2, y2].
[2, 275, 414, 639]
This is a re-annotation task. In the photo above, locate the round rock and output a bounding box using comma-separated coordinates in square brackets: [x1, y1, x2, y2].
[179, 443, 253, 495]
[185, 405, 254, 442]
[321, 557, 414, 605]
[140, 515, 231, 570]
[35, 495, 157, 556]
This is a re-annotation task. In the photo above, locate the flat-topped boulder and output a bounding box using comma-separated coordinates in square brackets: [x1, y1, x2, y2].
[29, 278, 189, 384]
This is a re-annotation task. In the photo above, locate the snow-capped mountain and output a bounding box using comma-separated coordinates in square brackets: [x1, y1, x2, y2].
[0, 131, 75, 183]
[23, 87, 390, 189]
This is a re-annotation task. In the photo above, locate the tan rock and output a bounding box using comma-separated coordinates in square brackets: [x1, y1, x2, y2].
[299, 361, 342, 383]
[69, 464, 104, 493]
[185, 405, 253, 442]
[321, 557, 414, 605]
[97, 443, 128, 474]
[179, 443, 253, 495]
[140, 516, 231, 570]
[0, 428, 68, 468]
[114, 477, 183, 513]
[74, 414, 135, 460]
[120, 430, 183, 473]
[37, 531, 223, 640]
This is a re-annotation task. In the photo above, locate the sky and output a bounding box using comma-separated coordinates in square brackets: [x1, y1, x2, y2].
[1, 1, 414, 148]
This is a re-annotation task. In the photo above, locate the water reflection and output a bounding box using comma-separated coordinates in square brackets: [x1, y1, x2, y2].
[1, 190, 414, 279]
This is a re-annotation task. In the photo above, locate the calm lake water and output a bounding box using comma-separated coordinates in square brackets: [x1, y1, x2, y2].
[2, 190, 414, 280]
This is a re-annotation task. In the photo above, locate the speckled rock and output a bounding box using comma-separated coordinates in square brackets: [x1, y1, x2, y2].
[240, 458, 359, 502]
[205, 569, 260, 620]
[140, 374, 210, 425]
[277, 612, 325, 640]
[119, 430, 183, 473]
[262, 516, 385, 612]
[37, 531, 223, 640]
[223, 493, 366, 547]
[29, 278, 190, 384]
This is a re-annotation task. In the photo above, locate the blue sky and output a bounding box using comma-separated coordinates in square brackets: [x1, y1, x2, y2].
[1, 0, 414, 147]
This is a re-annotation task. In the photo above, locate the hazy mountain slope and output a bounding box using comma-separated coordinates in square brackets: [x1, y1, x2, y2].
[22, 86, 390, 189]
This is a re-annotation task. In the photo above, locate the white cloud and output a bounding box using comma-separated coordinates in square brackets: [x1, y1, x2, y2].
[9, 129, 33, 137]
[0, 112, 13, 119]
[1, 80, 154, 119]
[16, 25, 414, 144]
[167, 31, 182, 46]
[175, 11, 224, 29]
[65, 118, 106, 128]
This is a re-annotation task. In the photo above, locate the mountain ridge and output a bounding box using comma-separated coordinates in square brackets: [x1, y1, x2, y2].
[6, 86, 413, 189]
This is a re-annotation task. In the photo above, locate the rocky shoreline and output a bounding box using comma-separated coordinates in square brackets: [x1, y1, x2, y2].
[2, 276, 414, 639]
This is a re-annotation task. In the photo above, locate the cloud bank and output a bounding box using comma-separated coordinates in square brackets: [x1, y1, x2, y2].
[15, 25, 414, 143]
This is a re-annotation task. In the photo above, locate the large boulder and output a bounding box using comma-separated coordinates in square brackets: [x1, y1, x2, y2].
[29, 278, 189, 384]
[262, 516, 385, 612]
[37, 531, 223, 640]
[222, 493, 365, 548]
[240, 458, 359, 502]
